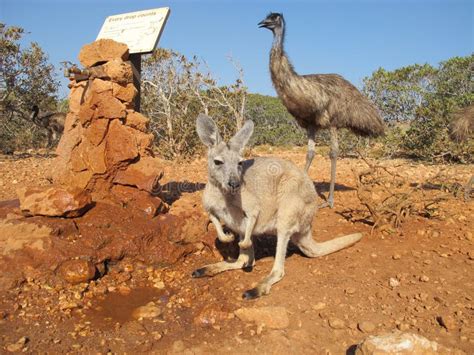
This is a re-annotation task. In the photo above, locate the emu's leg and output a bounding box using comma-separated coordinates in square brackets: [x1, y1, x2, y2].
[242, 231, 291, 300]
[328, 127, 339, 209]
[304, 125, 316, 173]
[191, 241, 255, 278]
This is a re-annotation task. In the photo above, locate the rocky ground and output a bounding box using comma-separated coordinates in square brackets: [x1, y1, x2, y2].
[0, 147, 472, 354]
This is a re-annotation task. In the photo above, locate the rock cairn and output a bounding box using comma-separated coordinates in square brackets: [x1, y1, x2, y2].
[18, 39, 167, 217]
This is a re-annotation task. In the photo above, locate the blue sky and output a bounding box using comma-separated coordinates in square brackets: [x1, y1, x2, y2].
[1, 0, 472, 99]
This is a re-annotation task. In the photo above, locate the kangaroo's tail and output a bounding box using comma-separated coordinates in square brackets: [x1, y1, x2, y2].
[294, 232, 362, 258]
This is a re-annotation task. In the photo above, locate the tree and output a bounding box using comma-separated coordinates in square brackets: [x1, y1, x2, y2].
[0, 23, 59, 115]
[0, 23, 60, 152]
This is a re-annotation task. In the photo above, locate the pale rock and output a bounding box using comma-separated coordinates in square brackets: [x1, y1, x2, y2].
[132, 302, 162, 319]
[355, 331, 464, 354]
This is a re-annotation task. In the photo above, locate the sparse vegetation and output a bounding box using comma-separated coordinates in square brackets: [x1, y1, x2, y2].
[363, 54, 474, 163]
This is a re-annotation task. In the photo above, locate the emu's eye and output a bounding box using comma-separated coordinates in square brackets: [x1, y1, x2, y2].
[214, 159, 223, 166]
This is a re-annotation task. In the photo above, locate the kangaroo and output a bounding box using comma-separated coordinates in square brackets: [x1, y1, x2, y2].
[192, 114, 363, 299]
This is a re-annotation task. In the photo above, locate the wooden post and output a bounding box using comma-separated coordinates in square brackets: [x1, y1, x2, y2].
[130, 54, 142, 112]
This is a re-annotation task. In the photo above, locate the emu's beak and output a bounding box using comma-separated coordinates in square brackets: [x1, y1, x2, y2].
[258, 19, 269, 28]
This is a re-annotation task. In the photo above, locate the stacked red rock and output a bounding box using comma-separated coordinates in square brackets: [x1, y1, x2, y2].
[18, 39, 167, 217]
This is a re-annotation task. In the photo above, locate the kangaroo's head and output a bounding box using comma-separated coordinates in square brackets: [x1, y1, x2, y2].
[196, 114, 254, 194]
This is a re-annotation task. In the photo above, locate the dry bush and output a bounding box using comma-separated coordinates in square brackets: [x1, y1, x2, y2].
[343, 157, 453, 234]
[141, 49, 246, 160]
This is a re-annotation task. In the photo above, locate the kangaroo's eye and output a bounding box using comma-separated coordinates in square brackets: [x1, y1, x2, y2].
[238, 161, 244, 166]
[214, 159, 223, 166]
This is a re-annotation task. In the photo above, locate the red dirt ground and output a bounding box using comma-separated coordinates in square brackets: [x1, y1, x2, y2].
[0, 147, 472, 354]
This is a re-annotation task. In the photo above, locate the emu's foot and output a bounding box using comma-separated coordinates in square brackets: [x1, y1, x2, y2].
[319, 195, 334, 209]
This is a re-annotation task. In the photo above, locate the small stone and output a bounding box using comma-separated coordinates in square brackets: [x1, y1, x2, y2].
[345, 287, 356, 295]
[392, 254, 401, 260]
[312, 302, 327, 311]
[153, 281, 165, 290]
[389, 277, 400, 288]
[431, 231, 440, 238]
[234, 306, 289, 329]
[59, 301, 79, 311]
[132, 302, 162, 319]
[6, 336, 28, 352]
[396, 323, 410, 331]
[58, 259, 97, 285]
[419, 275, 429, 282]
[328, 317, 345, 329]
[358, 321, 376, 333]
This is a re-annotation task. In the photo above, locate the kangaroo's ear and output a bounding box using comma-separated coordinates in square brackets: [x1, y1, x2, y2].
[229, 120, 254, 153]
[196, 114, 221, 147]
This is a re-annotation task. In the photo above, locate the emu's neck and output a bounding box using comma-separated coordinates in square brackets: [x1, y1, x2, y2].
[269, 26, 298, 90]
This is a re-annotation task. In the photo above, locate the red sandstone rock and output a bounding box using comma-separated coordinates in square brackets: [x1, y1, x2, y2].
[17, 186, 92, 217]
[125, 111, 150, 132]
[102, 59, 133, 84]
[113, 83, 137, 103]
[84, 119, 109, 146]
[68, 82, 87, 114]
[112, 185, 168, 217]
[135, 131, 155, 156]
[114, 157, 164, 193]
[105, 120, 139, 167]
[78, 39, 129, 67]
[89, 78, 113, 94]
[90, 91, 126, 120]
[58, 259, 97, 284]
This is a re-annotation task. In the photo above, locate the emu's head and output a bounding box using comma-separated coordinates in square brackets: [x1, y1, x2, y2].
[258, 12, 285, 32]
[196, 114, 254, 194]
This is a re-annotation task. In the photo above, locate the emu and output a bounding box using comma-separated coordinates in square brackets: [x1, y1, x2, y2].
[30, 105, 66, 147]
[259, 12, 385, 208]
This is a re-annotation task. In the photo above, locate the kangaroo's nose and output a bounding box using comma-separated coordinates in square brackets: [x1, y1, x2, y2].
[228, 181, 240, 189]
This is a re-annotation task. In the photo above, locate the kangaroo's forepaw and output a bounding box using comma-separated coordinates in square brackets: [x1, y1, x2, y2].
[238, 239, 252, 249]
[217, 232, 234, 243]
